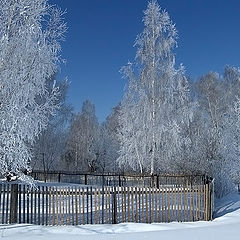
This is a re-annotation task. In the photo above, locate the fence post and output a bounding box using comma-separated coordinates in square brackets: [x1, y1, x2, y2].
[10, 184, 18, 224]
[90, 187, 93, 224]
[119, 175, 121, 187]
[85, 174, 88, 185]
[58, 173, 61, 183]
[156, 175, 159, 189]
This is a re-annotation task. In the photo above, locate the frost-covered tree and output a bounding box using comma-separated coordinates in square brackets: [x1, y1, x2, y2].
[65, 100, 100, 172]
[31, 79, 73, 173]
[0, 0, 66, 180]
[190, 66, 240, 197]
[118, 0, 192, 174]
[98, 105, 120, 173]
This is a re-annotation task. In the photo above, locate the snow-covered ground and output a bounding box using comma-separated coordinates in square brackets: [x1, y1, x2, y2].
[0, 190, 239, 240]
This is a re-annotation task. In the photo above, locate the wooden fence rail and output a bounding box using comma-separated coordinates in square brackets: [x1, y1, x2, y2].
[0, 180, 214, 225]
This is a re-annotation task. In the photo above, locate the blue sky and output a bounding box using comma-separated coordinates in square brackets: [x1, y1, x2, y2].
[49, 0, 240, 122]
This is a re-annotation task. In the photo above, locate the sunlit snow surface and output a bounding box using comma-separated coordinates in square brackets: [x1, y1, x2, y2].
[0, 190, 240, 240]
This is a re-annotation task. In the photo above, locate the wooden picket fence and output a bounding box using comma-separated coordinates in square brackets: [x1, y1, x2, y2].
[0, 180, 214, 225]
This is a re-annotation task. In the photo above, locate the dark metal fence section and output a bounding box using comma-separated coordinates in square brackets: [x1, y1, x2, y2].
[31, 170, 206, 188]
[0, 178, 214, 225]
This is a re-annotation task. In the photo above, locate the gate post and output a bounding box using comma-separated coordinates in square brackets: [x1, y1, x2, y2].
[10, 184, 18, 224]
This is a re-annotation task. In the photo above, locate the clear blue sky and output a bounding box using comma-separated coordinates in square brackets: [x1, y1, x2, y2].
[49, 0, 240, 122]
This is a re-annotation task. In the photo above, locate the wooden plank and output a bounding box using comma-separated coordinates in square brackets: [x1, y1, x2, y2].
[46, 187, 48, 225]
[71, 187, 74, 225]
[123, 187, 126, 222]
[158, 188, 161, 222]
[38, 186, 41, 225]
[56, 187, 59, 225]
[59, 188, 62, 225]
[9, 184, 18, 224]
[195, 187, 198, 221]
[138, 187, 141, 223]
[192, 188, 195, 221]
[180, 186, 183, 222]
[127, 187, 130, 222]
[82, 188, 85, 224]
[186, 181, 189, 221]
[52, 188, 56, 225]
[2, 184, 6, 224]
[189, 183, 192, 221]
[102, 186, 104, 224]
[1, 184, 5, 223]
[142, 188, 144, 223]
[168, 187, 170, 222]
[165, 187, 167, 222]
[161, 188, 164, 222]
[75, 187, 78, 225]
[145, 188, 148, 223]
[108, 187, 111, 223]
[206, 183, 209, 221]
[106, 187, 108, 224]
[6, 185, 10, 223]
[177, 185, 180, 222]
[97, 188, 100, 224]
[198, 185, 201, 221]
[131, 187, 134, 221]
[135, 187, 138, 223]
[26, 186, 29, 223]
[34, 186, 37, 224]
[171, 186, 174, 222]
[19, 185, 22, 224]
[152, 187, 154, 222]
[201, 184, 204, 220]
[23, 185, 26, 223]
[0, 184, 2, 219]
[78, 188, 81, 225]
[95, 188, 97, 224]
[149, 187, 151, 223]
[68, 188, 70, 225]
[42, 186, 44, 225]
[31, 187, 33, 224]
[183, 184, 186, 222]
[48, 187, 51, 225]
[117, 186, 120, 223]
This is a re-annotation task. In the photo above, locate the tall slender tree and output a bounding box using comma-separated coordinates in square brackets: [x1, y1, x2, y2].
[65, 100, 100, 172]
[118, 0, 192, 174]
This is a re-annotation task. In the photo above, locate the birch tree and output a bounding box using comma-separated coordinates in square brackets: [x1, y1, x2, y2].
[65, 100, 100, 172]
[0, 0, 66, 180]
[118, 0, 192, 174]
[31, 80, 73, 173]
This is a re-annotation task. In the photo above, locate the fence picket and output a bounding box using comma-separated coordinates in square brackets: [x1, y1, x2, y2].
[38, 186, 41, 225]
[130, 187, 134, 221]
[71, 187, 74, 225]
[142, 188, 144, 223]
[95, 188, 97, 224]
[138, 187, 141, 223]
[6, 185, 10, 223]
[145, 188, 148, 223]
[149, 187, 151, 223]
[98, 188, 101, 224]
[46, 186, 48, 225]
[127, 187, 130, 222]
[135, 187, 138, 223]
